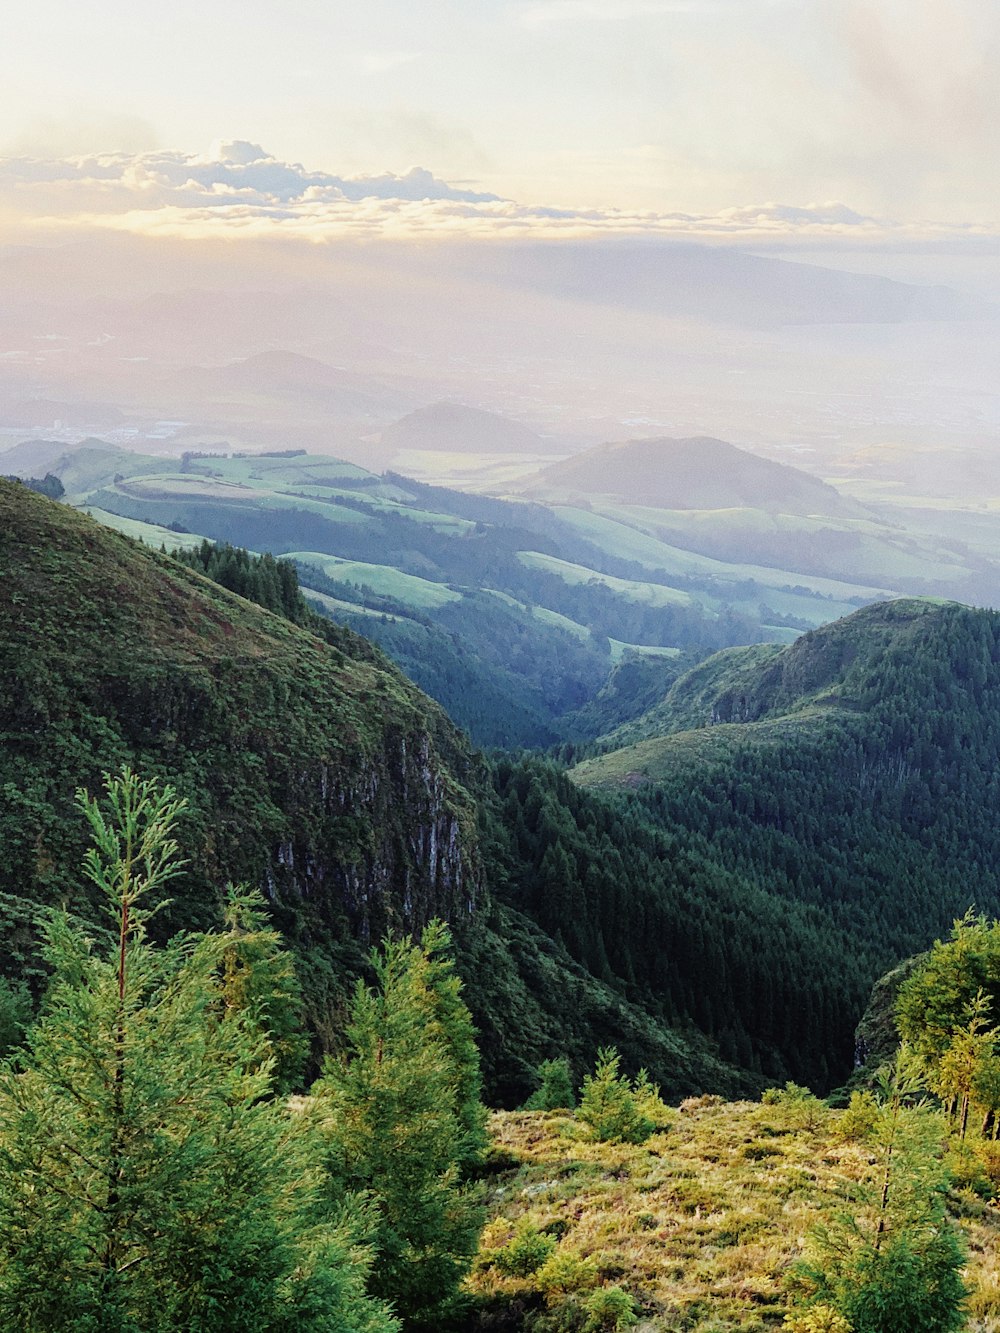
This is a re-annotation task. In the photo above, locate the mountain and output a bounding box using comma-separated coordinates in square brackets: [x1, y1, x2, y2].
[0, 477, 480, 1026]
[74, 448, 847, 745]
[559, 599, 1000, 1085]
[524, 434, 864, 516]
[380, 401, 557, 456]
[0, 482, 754, 1103]
[175, 349, 413, 419]
[0, 438, 76, 476]
[466, 238, 986, 328]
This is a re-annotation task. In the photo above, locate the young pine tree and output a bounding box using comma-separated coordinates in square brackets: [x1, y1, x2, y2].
[795, 1048, 966, 1333]
[524, 1057, 576, 1111]
[0, 769, 396, 1333]
[576, 1047, 657, 1145]
[312, 925, 487, 1328]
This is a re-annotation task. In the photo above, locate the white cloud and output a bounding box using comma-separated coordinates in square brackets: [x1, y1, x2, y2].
[0, 144, 500, 213]
[0, 143, 995, 255]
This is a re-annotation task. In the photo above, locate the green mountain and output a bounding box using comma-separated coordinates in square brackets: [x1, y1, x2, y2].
[561, 598, 1000, 1085]
[0, 482, 751, 1104]
[13, 483, 1000, 1103]
[51, 442, 895, 743]
[0, 477, 481, 1019]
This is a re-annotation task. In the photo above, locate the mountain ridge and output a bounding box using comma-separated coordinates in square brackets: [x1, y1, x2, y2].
[523, 434, 868, 517]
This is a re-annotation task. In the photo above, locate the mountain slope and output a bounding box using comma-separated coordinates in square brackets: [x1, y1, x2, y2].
[562, 599, 1000, 1084]
[0, 483, 758, 1103]
[0, 478, 480, 1004]
[524, 435, 865, 516]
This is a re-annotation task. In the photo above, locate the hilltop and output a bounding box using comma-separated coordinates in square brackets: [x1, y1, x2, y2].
[523, 434, 864, 517]
[381, 401, 556, 457]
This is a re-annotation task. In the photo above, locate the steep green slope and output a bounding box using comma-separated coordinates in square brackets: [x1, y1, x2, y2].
[0, 479, 480, 1011]
[0, 485, 754, 1103]
[566, 599, 1000, 1085]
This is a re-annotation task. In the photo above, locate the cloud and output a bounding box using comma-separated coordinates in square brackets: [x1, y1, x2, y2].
[0, 144, 500, 215]
[0, 142, 995, 253]
[834, 0, 1000, 151]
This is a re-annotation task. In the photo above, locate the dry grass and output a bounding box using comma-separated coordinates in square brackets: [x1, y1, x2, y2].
[466, 1101, 1000, 1332]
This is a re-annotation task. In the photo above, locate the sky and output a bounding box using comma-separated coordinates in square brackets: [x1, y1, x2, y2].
[2, 0, 999, 248]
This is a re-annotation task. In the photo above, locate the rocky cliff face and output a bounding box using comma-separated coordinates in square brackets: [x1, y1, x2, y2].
[0, 480, 481, 982]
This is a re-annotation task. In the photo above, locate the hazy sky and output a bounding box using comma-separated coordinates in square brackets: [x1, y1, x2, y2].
[3, 0, 998, 230]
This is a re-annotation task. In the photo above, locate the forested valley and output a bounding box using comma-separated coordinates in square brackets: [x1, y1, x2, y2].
[5, 480, 1000, 1329]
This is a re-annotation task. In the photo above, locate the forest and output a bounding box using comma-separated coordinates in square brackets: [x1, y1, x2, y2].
[7, 490, 1000, 1327]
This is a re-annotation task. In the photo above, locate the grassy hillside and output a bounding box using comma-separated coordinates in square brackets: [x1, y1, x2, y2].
[555, 600, 1000, 1089]
[39, 442, 903, 743]
[467, 1101, 1000, 1332]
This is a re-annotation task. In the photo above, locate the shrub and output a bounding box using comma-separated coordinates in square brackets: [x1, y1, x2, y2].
[835, 1090, 879, 1142]
[581, 1284, 639, 1331]
[797, 1053, 967, 1333]
[784, 1305, 853, 1333]
[631, 1067, 672, 1131]
[492, 1221, 558, 1277]
[524, 1057, 577, 1111]
[536, 1249, 600, 1304]
[577, 1048, 656, 1145]
[761, 1081, 828, 1131]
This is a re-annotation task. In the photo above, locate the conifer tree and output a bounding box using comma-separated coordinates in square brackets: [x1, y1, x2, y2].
[312, 925, 486, 1328]
[796, 1048, 966, 1333]
[0, 769, 396, 1333]
[576, 1047, 657, 1145]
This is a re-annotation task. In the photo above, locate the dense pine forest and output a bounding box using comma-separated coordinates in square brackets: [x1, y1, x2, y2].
[172, 534, 1000, 1097]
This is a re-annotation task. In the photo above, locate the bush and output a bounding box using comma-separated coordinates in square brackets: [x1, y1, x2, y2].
[835, 1090, 879, 1142]
[524, 1057, 576, 1111]
[975, 1139, 1000, 1195]
[784, 1305, 853, 1333]
[492, 1221, 558, 1277]
[576, 1048, 656, 1145]
[944, 1139, 993, 1199]
[797, 1054, 967, 1333]
[631, 1067, 672, 1131]
[581, 1285, 639, 1331]
[761, 1081, 828, 1131]
[838, 1232, 967, 1333]
[536, 1249, 600, 1304]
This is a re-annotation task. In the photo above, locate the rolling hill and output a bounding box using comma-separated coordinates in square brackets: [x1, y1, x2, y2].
[553, 599, 1000, 1085]
[380, 401, 557, 457]
[524, 434, 866, 516]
